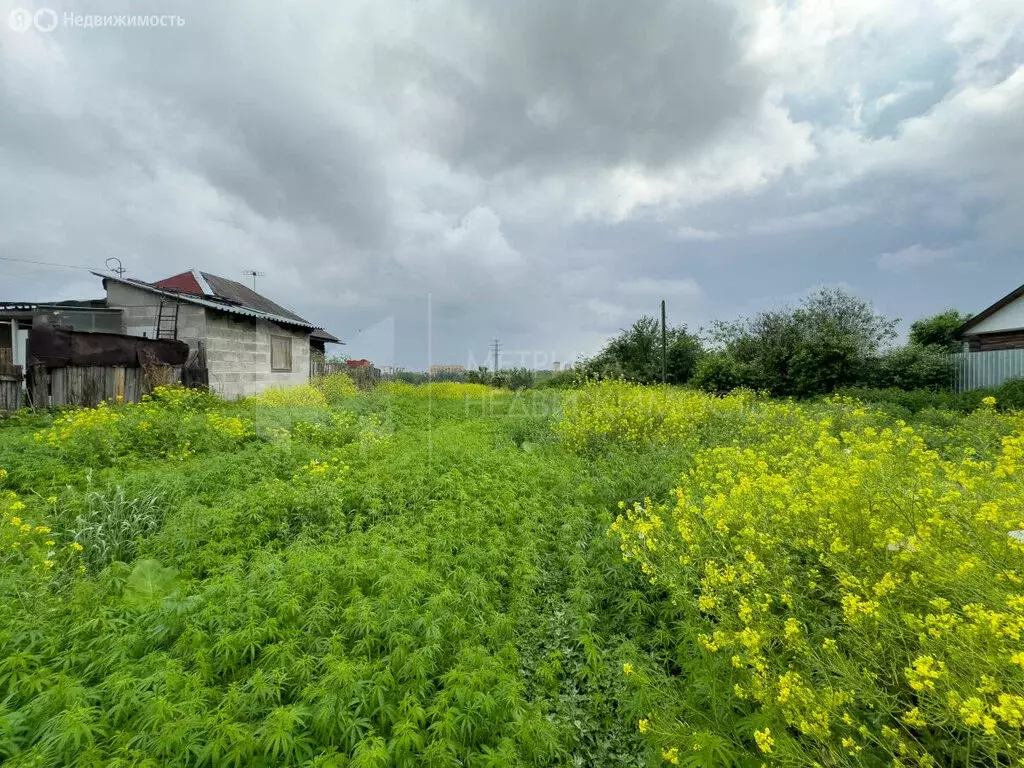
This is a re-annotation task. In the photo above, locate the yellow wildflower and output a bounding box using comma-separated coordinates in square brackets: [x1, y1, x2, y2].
[783, 617, 801, 641]
[902, 708, 927, 727]
[754, 728, 774, 753]
[905, 656, 945, 692]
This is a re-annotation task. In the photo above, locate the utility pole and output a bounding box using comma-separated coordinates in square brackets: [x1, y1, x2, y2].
[243, 270, 266, 291]
[491, 338, 502, 372]
[661, 300, 667, 384]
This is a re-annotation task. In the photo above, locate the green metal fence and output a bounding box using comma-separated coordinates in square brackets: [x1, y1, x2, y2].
[950, 349, 1024, 392]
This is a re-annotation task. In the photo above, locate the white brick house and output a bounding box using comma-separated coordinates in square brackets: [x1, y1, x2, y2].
[96, 270, 340, 399]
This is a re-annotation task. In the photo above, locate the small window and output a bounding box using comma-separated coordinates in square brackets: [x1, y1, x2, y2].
[271, 335, 292, 372]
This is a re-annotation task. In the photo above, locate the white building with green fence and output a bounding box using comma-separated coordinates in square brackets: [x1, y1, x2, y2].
[953, 282, 1024, 391]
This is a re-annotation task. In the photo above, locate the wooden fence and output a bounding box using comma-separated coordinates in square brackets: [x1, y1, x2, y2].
[0, 364, 21, 411]
[25, 364, 183, 409]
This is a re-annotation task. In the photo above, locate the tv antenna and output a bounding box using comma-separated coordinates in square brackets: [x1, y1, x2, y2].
[105, 257, 126, 278]
[243, 270, 266, 291]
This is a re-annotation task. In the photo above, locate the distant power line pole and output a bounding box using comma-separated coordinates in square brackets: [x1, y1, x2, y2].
[661, 299, 667, 384]
[491, 338, 502, 372]
[243, 270, 266, 291]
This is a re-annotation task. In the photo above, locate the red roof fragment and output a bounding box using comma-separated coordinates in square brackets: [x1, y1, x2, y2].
[152, 271, 204, 295]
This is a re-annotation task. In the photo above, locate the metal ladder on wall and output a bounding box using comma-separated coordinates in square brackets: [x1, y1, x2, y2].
[154, 298, 180, 340]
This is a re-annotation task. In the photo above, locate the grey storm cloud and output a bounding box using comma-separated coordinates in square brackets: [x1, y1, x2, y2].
[1, 0, 1023, 368]
[406, 0, 764, 175]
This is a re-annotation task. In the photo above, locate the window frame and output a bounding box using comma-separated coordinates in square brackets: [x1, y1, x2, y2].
[270, 334, 293, 372]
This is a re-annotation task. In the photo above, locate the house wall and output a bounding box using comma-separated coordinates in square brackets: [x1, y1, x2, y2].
[966, 329, 1024, 352]
[105, 281, 207, 344]
[203, 312, 310, 399]
[105, 280, 311, 399]
[971, 294, 1024, 335]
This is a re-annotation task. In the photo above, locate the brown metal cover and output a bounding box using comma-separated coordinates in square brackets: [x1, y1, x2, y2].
[29, 325, 188, 370]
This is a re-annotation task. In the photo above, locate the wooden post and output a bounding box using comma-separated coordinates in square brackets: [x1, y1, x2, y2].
[661, 300, 667, 384]
[114, 367, 126, 401]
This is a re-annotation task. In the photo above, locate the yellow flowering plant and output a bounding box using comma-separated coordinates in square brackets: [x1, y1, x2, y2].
[556, 378, 755, 453]
[310, 371, 360, 403]
[247, 384, 329, 408]
[0, 468, 81, 587]
[607, 393, 1024, 765]
[34, 385, 253, 465]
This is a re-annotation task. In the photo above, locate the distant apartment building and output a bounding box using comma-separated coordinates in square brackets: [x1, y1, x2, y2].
[429, 364, 465, 375]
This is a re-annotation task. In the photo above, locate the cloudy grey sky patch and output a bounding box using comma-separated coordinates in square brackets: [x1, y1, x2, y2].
[1, 0, 1022, 367]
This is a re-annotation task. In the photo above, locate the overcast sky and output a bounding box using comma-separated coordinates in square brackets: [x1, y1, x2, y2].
[2, 0, 1022, 369]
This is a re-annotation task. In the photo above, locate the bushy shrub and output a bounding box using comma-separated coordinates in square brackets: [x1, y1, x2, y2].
[690, 351, 746, 393]
[861, 345, 955, 391]
[309, 372, 362, 403]
[555, 379, 754, 453]
[909, 309, 972, 352]
[492, 367, 535, 391]
[997, 378, 1024, 411]
[377, 381, 501, 399]
[608, 396, 1024, 766]
[585, 316, 703, 384]
[34, 386, 253, 465]
[837, 379, 1024, 415]
[247, 384, 329, 408]
[533, 368, 586, 389]
[699, 289, 897, 397]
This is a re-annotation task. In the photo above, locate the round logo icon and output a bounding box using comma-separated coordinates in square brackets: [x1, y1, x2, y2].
[7, 7, 33, 32]
[33, 7, 58, 32]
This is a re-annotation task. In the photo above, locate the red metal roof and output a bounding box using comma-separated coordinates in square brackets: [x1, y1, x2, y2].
[346, 359, 372, 367]
[152, 271, 205, 295]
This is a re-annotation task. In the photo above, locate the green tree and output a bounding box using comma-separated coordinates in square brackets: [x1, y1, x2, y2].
[491, 367, 534, 391]
[861, 344, 954, 391]
[700, 288, 897, 397]
[908, 309, 971, 352]
[587, 316, 703, 384]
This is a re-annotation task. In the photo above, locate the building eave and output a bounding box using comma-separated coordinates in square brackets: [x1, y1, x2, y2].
[955, 282, 1024, 338]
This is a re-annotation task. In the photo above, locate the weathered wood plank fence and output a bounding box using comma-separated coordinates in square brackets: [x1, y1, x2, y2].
[27, 364, 183, 409]
[0, 324, 195, 412]
[0, 365, 21, 411]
